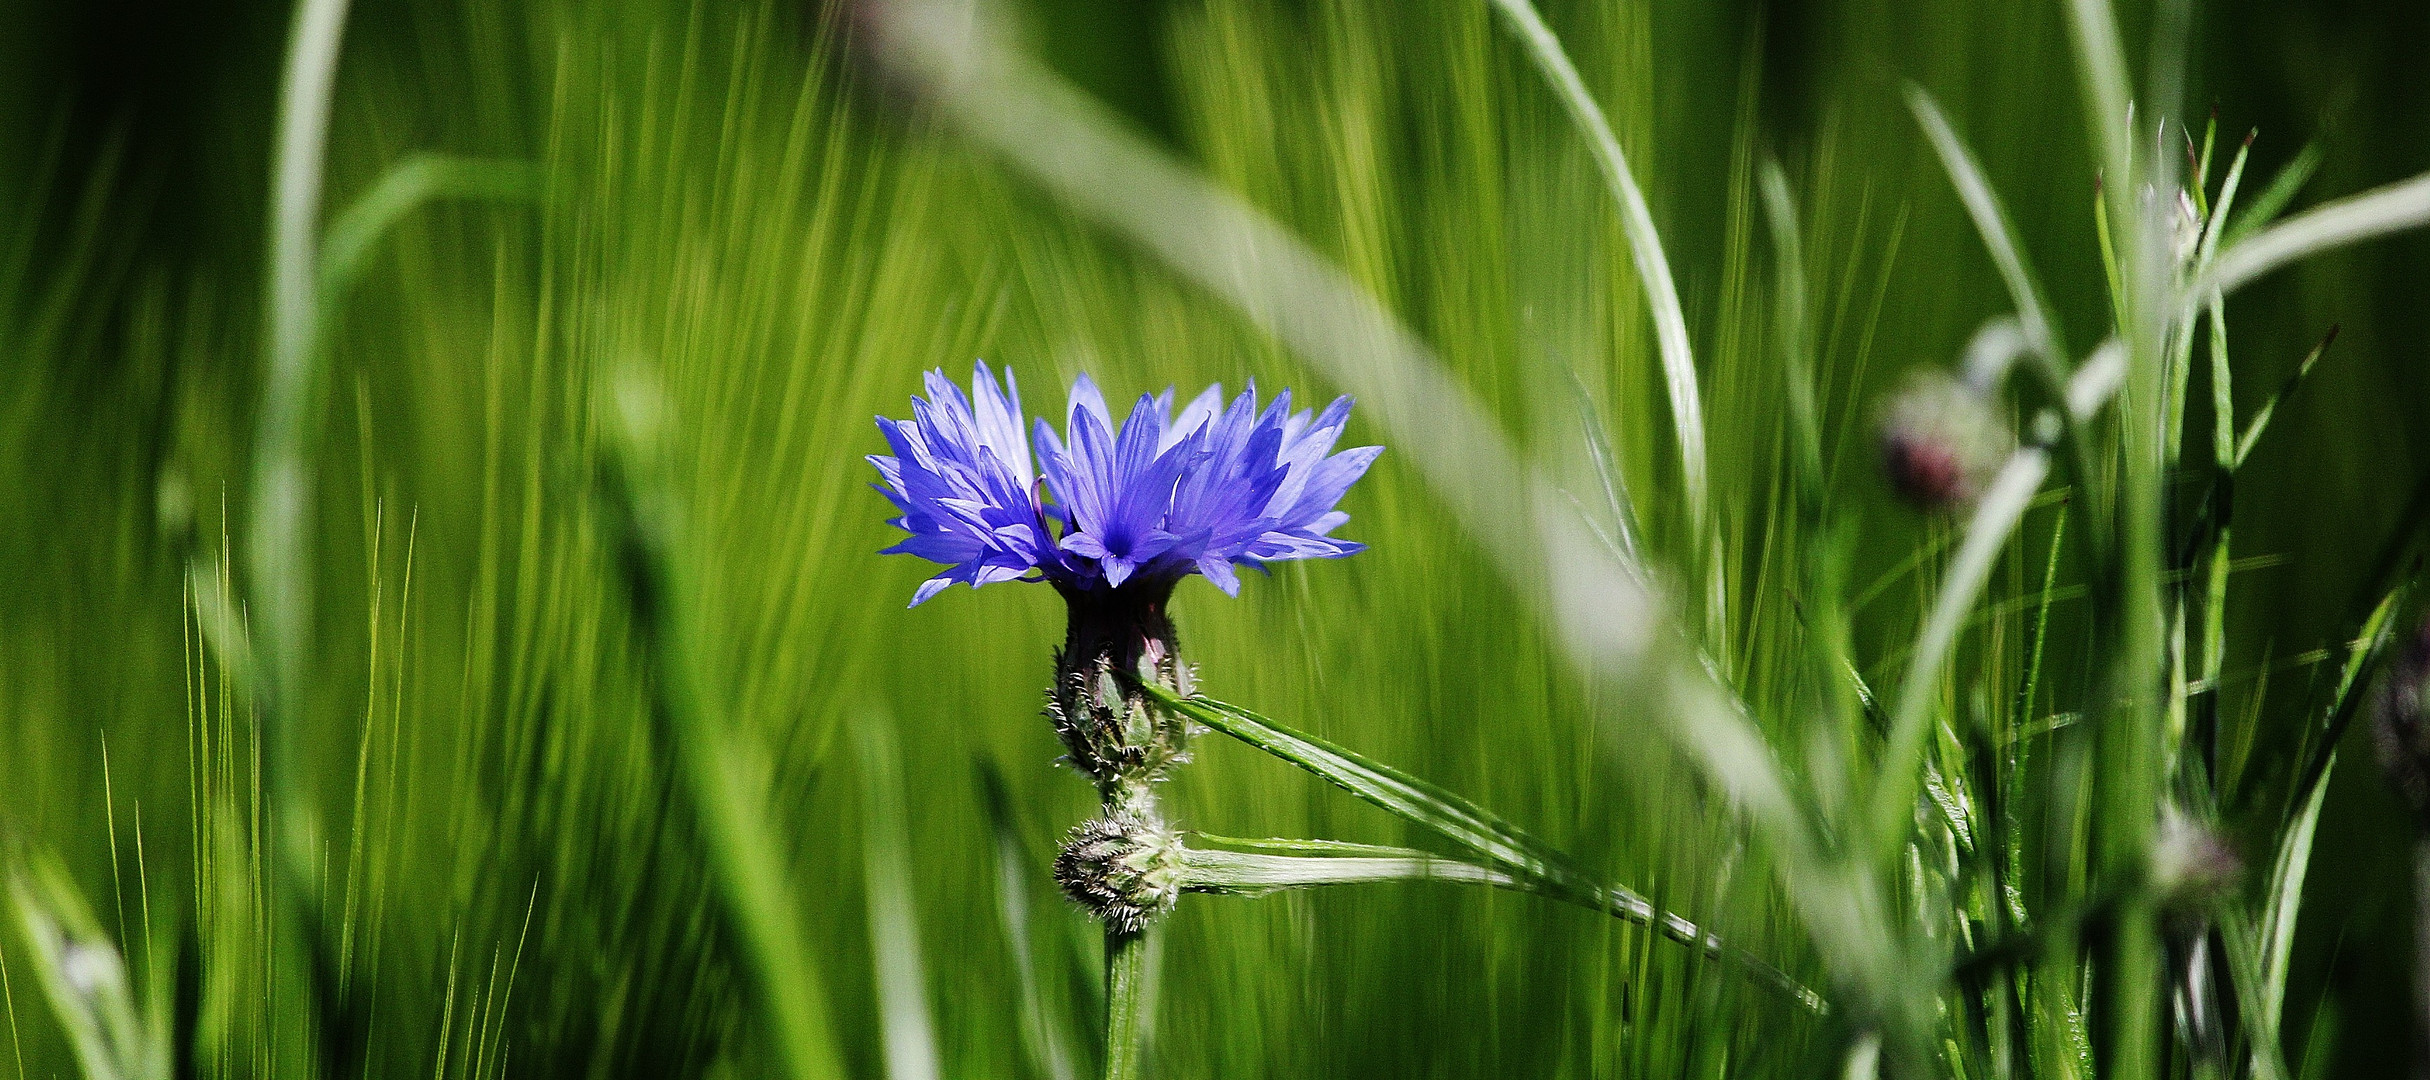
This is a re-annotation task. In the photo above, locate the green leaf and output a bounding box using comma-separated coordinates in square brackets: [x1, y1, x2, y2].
[2222, 141, 2323, 250]
[1141, 686, 1823, 1011]
[2233, 327, 2339, 470]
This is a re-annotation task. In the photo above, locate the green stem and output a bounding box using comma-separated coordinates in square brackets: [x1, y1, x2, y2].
[604, 381, 841, 1080]
[1482, 0, 1703, 527]
[249, 1, 354, 1073]
[1104, 926, 1152, 1080]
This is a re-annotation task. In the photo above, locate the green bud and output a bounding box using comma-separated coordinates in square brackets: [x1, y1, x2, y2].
[1053, 811, 1183, 933]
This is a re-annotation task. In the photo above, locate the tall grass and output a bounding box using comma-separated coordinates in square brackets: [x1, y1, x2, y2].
[1, 0, 2427, 1077]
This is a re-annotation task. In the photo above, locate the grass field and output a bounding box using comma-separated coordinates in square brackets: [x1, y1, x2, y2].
[3, 0, 2429, 1076]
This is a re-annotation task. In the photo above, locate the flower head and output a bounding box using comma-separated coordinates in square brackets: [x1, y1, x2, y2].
[1876, 369, 2014, 512]
[873, 365, 1378, 605]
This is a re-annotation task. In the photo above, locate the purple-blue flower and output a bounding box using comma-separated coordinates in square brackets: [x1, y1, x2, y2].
[869, 365, 1057, 607]
[871, 364, 1380, 606]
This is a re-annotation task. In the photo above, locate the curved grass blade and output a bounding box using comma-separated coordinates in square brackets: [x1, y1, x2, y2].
[1866, 449, 2052, 871]
[1906, 86, 2063, 362]
[319, 154, 538, 306]
[1484, 0, 1706, 524]
[1143, 686, 1822, 1010]
[2200, 168, 2430, 300]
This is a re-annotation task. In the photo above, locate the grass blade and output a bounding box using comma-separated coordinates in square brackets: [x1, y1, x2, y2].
[2222, 141, 2323, 250]
[1867, 449, 2051, 870]
[1484, 0, 1706, 524]
[318, 154, 538, 305]
[2232, 326, 2338, 470]
[1144, 686, 1823, 1010]
[1906, 86, 2063, 361]
[858, 715, 941, 1080]
[2202, 169, 2430, 299]
[2258, 768, 2328, 1034]
[2284, 583, 2411, 822]
[1759, 158, 1825, 510]
[252, 0, 353, 754]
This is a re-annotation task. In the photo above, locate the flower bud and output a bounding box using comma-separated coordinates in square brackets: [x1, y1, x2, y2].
[1876, 370, 2015, 511]
[1047, 583, 1193, 789]
[2150, 808, 2241, 914]
[1054, 811, 1183, 932]
[2372, 615, 2430, 824]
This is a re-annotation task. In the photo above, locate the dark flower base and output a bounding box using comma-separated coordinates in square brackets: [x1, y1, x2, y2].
[1049, 580, 1193, 795]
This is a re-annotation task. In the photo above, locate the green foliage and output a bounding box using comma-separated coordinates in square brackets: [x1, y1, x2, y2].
[2, 0, 2428, 1077]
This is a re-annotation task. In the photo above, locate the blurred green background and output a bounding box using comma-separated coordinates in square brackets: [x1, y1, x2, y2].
[0, 0, 2424, 1076]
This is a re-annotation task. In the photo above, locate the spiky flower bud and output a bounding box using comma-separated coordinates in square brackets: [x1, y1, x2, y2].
[1876, 370, 2015, 511]
[1054, 811, 1184, 933]
[2372, 616, 2430, 825]
[1048, 583, 1194, 790]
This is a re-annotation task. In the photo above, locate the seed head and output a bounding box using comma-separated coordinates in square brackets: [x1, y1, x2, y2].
[1053, 811, 1183, 933]
[1876, 370, 2014, 511]
[2372, 615, 2430, 825]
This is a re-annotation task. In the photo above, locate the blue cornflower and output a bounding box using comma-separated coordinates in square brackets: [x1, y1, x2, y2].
[869, 365, 1058, 607]
[871, 364, 1379, 606]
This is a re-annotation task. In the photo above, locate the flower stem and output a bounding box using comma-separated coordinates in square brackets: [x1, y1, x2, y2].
[1103, 924, 1153, 1080]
